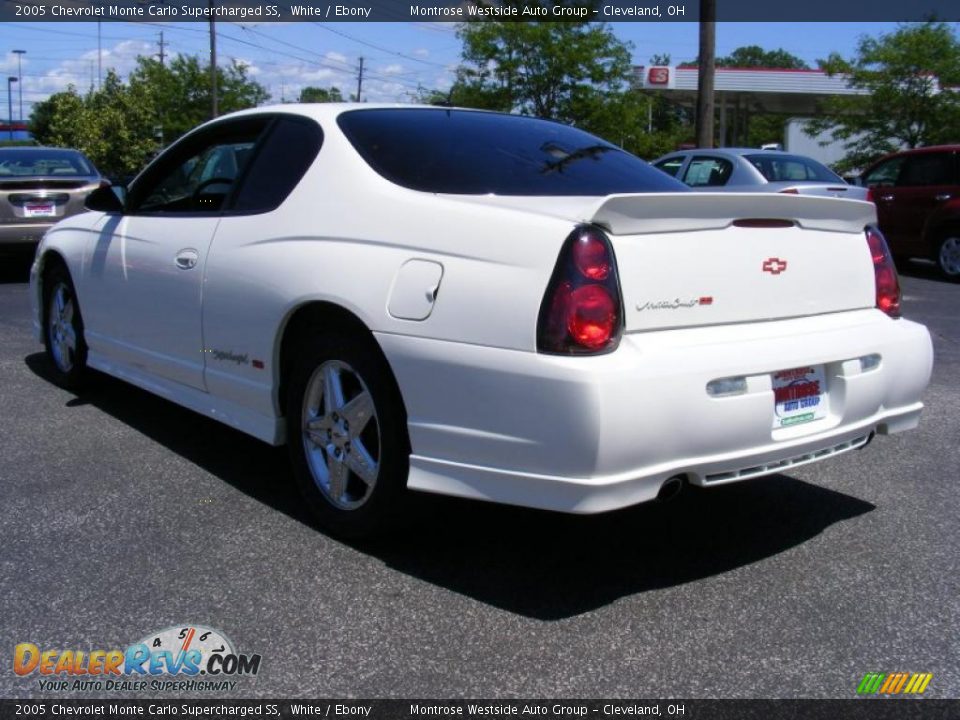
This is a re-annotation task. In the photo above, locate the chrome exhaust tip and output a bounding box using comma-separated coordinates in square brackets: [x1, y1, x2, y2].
[656, 475, 686, 503]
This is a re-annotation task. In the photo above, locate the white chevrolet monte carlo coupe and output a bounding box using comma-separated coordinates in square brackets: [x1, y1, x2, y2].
[30, 104, 933, 537]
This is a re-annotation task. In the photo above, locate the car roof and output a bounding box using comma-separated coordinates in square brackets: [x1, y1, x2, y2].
[212, 102, 506, 125]
[0, 146, 86, 153]
[664, 147, 811, 158]
[887, 145, 960, 154]
[863, 144, 960, 171]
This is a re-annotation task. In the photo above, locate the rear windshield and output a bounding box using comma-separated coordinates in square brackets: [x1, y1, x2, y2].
[744, 154, 842, 183]
[0, 149, 95, 177]
[337, 108, 687, 196]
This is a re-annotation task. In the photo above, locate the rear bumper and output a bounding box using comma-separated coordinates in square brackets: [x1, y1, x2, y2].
[376, 309, 933, 513]
[0, 222, 52, 246]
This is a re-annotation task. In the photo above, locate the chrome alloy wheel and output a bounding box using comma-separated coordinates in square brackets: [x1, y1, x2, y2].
[939, 236, 960, 277]
[301, 360, 381, 510]
[48, 282, 78, 373]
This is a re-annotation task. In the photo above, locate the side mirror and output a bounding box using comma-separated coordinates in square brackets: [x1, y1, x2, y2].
[85, 185, 125, 213]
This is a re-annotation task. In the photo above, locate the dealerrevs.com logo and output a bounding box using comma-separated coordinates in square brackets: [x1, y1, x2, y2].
[13, 625, 262, 692]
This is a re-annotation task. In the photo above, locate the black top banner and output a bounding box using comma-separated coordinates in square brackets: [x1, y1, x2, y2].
[2, 0, 959, 22]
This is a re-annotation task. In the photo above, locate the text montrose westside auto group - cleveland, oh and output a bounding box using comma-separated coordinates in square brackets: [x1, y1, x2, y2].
[409, 4, 686, 18]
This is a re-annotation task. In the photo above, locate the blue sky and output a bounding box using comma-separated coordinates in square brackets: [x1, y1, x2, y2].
[0, 21, 938, 119]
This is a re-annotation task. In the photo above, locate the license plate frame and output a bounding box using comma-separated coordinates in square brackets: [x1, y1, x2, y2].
[772, 364, 828, 429]
[24, 202, 56, 218]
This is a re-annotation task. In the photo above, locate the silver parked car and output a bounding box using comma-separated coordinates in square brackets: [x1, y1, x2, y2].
[0, 147, 104, 250]
[652, 147, 869, 200]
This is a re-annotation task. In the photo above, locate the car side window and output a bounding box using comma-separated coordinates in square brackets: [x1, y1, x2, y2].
[863, 157, 905, 187]
[683, 157, 732, 187]
[127, 117, 269, 215]
[229, 116, 323, 214]
[897, 153, 954, 187]
[654, 157, 684, 177]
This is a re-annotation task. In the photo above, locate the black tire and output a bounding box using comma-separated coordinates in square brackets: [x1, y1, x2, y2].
[42, 263, 88, 389]
[285, 330, 409, 539]
[936, 235, 960, 282]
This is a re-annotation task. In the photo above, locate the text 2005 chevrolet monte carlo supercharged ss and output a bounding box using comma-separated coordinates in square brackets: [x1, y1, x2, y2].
[30, 105, 933, 537]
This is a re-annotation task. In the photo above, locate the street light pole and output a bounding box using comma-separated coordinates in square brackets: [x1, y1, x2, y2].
[12, 50, 25, 122]
[7, 77, 17, 140]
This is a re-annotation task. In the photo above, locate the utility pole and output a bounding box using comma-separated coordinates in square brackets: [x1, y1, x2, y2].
[209, 0, 218, 118]
[157, 31, 168, 66]
[355, 56, 364, 103]
[695, 0, 716, 148]
[12, 50, 24, 123]
[97, 21, 102, 90]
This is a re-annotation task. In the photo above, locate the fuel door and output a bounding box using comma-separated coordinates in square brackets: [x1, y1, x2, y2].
[387, 259, 444, 321]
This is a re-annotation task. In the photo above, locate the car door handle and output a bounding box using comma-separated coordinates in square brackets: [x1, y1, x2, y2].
[935, 194, 951, 202]
[878, 194, 895, 202]
[175, 248, 199, 270]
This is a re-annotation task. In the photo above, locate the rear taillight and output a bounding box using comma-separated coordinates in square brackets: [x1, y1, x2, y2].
[866, 226, 900, 318]
[537, 226, 623, 354]
[865, 187, 874, 203]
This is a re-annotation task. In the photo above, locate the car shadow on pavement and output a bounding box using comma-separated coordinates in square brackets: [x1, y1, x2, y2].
[0, 253, 34, 284]
[365, 479, 874, 619]
[26, 352, 876, 621]
[896, 258, 944, 282]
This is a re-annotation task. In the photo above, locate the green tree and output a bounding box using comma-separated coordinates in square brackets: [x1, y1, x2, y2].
[30, 54, 270, 177]
[128, 55, 270, 144]
[299, 86, 344, 103]
[716, 46, 809, 69]
[808, 22, 960, 172]
[450, 18, 634, 127]
[30, 71, 158, 178]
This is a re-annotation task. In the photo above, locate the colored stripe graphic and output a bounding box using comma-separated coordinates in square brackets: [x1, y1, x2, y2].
[857, 673, 885, 694]
[858, 672, 933, 694]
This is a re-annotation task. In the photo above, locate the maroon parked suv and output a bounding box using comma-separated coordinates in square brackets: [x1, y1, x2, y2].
[862, 145, 960, 281]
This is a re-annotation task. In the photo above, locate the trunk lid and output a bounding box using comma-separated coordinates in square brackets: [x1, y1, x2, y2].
[590, 192, 878, 332]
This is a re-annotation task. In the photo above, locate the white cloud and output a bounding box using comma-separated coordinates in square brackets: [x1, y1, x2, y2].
[230, 57, 262, 76]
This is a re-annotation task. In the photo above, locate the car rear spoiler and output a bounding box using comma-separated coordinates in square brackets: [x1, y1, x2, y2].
[588, 192, 877, 236]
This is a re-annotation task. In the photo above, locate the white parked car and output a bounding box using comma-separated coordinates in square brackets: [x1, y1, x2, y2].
[652, 147, 870, 200]
[30, 105, 933, 537]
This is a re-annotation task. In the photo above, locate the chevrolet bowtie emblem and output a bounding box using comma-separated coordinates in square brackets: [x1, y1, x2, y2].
[762, 258, 788, 275]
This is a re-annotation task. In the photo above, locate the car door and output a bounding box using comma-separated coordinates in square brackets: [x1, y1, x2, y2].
[653, 155, 687, 179]
[201, 115, 325, 418]
[681, 155, 734, 188]
[869, 151, 955, 256]
[83, 117, 270, 390]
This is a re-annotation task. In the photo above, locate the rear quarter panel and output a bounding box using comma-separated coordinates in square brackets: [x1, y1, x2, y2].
[200, 127, 575, 418]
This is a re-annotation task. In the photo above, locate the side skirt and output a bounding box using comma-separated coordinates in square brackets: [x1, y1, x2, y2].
[86, 351, 285, 446]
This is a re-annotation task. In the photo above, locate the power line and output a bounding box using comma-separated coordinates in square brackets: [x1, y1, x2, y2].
[313, 24, 449, 69]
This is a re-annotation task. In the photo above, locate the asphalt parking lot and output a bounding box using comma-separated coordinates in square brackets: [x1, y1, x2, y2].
[1, 256, 958, 700]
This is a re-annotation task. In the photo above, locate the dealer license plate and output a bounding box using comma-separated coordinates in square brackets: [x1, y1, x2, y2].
[772, 365, 828, 429]
[24, 202, 55, 218]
